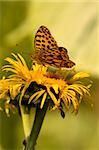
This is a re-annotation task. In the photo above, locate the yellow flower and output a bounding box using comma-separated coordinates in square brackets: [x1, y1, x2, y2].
[0, 77, 22, 100]
[0, 53, 91, 116]
[0, 77, 10, 100]
[0, 77, 21, 116]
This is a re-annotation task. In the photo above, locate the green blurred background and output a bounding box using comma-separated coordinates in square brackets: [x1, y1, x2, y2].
[0, 0, 99, 150]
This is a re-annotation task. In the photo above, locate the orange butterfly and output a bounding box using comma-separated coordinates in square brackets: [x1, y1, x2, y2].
[33, 25, 75, 68]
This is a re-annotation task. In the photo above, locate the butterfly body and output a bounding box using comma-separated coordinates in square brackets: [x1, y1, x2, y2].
[33, 26, 75, 69]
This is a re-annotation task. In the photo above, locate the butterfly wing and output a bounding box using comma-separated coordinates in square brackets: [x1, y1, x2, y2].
[34, 25, 58, 51]
[57, 47, 75, 68]
[33, 26, 75, 68]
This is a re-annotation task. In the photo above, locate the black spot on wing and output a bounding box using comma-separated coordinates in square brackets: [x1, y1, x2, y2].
[51, 44, 54, 47]
[37, 30, 42, 33]
[36, 40, 41, 43]
[42, 44, 45, 47]
[35, 34, 42, 38]
[57, 55, 62, 60]
[51, 39, 54, 42]
[59, 47, 68, 53]
[36, 43, 40, 46]
[42, 40, 45, 43]
[46, 37, 49, 40]
[42, 35, 45, 38]
[47, 45, 50, 49]
[48, 41, 51, 44]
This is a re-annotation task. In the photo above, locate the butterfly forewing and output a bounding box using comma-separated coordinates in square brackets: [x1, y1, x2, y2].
[34, 26, 58, 51]
[33, 25, 75, 68]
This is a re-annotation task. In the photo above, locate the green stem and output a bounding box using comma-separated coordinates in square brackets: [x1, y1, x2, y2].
[25, 101, 49, 150]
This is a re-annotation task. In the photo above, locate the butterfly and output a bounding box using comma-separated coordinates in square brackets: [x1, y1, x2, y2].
[33, 25, 75, 68]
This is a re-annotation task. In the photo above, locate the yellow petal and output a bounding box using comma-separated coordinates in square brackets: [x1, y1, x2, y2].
[71, 72, 90, 81]
[40, 92, 47, 109]
[47, 87, 59, 107]
[52, 84, 59, 94]
[17, 53, 28, 68]
[33, 90, 45, 103]
[67, 84, 83, 96]
[10, 84, 21, 99]
[28, 90, 45, 104]
[71, 96, 79, 113]
[19, 82, 30, 105]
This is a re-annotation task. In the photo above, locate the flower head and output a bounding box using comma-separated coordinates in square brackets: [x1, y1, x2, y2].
[0, 53, 91, 117]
